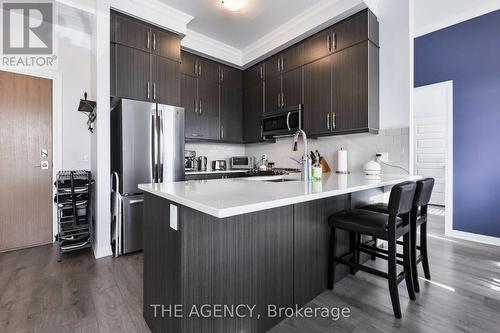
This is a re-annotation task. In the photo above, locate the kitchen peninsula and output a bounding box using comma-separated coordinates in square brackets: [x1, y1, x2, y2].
[139, 172, 413, 332]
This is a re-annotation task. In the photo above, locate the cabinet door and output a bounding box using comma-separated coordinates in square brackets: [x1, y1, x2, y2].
[281, 44, 304, 73]
[332, 42, 368, 132]
[197, 58, 220, 83]
[334, 10, 370, 52]
[264, 54, 282, 80]
[243, 83, 264, 143]
[115, 44, 151, 101]
[181, 51, 198, 77]
[152, 56, 180, 106]
[244, 64, 264, 88]
[219, 65, 243, 89]
[151, 29, 181, 61]
[264, 75, 282, 113]
[181, 74, 201, 139]
[220, 86, 243, 142]
[198, 81, 220, 140]
[282, 67, 303, 108]
[113, 14, 151, 52]
[304, 55, 332, 136]
[303, 28, 333, 64]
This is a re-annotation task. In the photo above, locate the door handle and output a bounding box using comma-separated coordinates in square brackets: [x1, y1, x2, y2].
[281, 92, 285, 108]
[33, 161, 49, 170]
[327, 34, 331, 51]
[194, 61, 198, 76]
[153, 83, 156, 101]
[332, 112, 336, 130]
[158, 109, 164, 182]
[286, 112, 291, 131]
[146, 82, 150, 99]
[41, 149, 48, 158]
[147, 30, 150, 49]
[327, 113, 331, 130]
[221, 125, 224, 139]
[332, 32, 337, 50]
[194, 99, 198, 114]
[281, 57, 284, 72]
[128, 198, 144, 205]
[152, 32, 156, 50]
[199, 99, 202, 115]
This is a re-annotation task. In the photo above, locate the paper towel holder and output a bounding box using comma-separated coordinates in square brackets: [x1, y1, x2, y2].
[336, 148, 350, 174]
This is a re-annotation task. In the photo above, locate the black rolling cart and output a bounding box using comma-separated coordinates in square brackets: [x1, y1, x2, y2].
[54, 170, 94, 253]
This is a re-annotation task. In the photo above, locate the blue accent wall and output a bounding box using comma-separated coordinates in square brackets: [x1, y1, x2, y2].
[415, 10, 500, 238]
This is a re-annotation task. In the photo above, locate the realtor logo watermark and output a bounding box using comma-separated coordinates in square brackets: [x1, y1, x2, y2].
[1, 0, 57, 68]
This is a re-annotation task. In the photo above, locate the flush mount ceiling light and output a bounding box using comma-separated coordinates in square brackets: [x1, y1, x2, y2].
[220, 0, 246, 12]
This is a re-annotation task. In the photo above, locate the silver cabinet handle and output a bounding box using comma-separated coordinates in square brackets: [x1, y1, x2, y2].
[277, 94, 280, 108]
[147, 82, 150, 99]
[327, 34, 331, 51]
[158, 109, 164, 182]
[286, 112, 291, 131]
[332, 32, 337, 50]
[327, 113, 331, 130]
[199, 62, 202, 76]
[194, 61, 198, 76]
[260, 66, 263, 79]
[153, 83, 156, 100]
[281, 57, 284, 72]
[260, 125, 263, 138]
[332, 112, 336, 129]
[281, 92, 285, 107]
[147, 30, 150, 49]
[221, 68, 224, 82]
[221, 125, 224, 139]
[194, 99, 198, 114]
[152, 32, 156, 50]
[199, 99, 202, 115]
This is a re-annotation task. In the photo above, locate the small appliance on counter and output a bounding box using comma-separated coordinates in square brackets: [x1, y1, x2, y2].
[185, 150, 197, 171]
[363, 159, 382, 175]
[212, 160, 227, 171]
[197, 156, 208, 171]
[230, 156, 255, 170]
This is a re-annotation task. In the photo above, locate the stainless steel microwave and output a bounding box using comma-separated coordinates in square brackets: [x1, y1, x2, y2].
[262, 105, 303, 138]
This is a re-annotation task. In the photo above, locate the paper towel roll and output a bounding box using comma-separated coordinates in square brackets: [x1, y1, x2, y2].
[336, 148, 348, 174]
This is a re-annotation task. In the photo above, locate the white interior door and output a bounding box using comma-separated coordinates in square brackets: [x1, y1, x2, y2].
[414, 83, 452, 206]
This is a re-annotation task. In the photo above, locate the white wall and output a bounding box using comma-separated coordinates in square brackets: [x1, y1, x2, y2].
[414, 0, 500, 36]
[378, 0, 412, 129]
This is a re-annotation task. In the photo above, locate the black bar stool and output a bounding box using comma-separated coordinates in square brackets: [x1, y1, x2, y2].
[363, 178, 435, 292]
[328, 181, 417, 318]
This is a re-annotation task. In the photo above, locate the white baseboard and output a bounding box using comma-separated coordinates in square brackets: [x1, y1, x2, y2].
[93, 244, 113, 259]
[446, 229, 500, 247]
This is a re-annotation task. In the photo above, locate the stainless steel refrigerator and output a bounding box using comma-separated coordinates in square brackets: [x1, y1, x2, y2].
[111, 98, 184, 255]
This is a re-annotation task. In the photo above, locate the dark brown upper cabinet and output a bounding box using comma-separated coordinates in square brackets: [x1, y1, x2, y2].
[114, 44, 151, 101]
[219, 65, 243, 89]
[264, 43, 304, 79]
[303, 9, 379, 64]
[281, 67, 303, 108]
[181, 51, 198, 77]
[243, 83, 265, 143]
[303, 55, 333, 136]
[152, 56, 181, 106]
[111, 11, 181, 105]
[220, 86, 243, 142]
[181, 74, 200, 139]
[151, 29, 181, 61]
[112, 14, 151, 52]
[264, 75, 282, 113]
[181, 52, 220, 83]
[244, 63, 264, 89]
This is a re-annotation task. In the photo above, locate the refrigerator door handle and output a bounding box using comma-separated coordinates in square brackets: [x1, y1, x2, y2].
[158, 108, 164, 183]
[151, 108, 157, 182]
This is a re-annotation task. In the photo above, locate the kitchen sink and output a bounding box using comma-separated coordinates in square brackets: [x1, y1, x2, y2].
[264, 178, 299, 183]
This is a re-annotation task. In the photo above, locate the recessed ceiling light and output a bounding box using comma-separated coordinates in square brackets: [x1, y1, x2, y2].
[220, 0, 245, 12]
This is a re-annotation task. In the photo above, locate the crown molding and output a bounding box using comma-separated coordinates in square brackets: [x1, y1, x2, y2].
[181, 30, 243, 67]
[414, 1, 500, 38]
[241, 0, 368, 67]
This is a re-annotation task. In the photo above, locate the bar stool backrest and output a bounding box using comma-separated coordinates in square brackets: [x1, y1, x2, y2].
[413, 178, 435, 208]
[388, 181, 417, 216]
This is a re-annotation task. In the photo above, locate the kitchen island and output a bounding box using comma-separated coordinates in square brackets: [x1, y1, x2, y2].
[139, 173, 414, 333]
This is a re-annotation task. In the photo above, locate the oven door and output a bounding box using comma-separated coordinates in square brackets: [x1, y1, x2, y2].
[262, 105, 302, 137]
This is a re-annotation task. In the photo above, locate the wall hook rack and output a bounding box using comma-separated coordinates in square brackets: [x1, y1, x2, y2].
[78, 92, 96, 133]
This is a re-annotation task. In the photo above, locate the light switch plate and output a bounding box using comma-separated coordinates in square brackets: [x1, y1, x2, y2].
[170, 204, 178, 231]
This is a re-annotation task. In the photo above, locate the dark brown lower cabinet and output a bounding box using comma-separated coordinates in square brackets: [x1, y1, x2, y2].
[243, 83, 264, 143]
[220, 86, 243, 142]
[114, 44, 151, 101]
[152, 55, 180, 106]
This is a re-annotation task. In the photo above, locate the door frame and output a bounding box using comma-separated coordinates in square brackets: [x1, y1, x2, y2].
[0, 67, 62, 241]
[411, 81, 453, 238]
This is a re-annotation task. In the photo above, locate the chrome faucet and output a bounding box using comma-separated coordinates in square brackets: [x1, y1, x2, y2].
[290, 129, 311, 181]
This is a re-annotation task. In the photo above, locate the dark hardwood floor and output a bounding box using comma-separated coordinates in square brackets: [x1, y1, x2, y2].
[1, 208, 499, 333]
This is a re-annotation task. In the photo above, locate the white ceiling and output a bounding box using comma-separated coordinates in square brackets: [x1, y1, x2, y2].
[158, 0, 325, 49]
[414, 0, 500, 36]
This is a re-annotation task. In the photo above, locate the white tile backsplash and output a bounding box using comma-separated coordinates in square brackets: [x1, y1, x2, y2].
[187, 128, 409, 173]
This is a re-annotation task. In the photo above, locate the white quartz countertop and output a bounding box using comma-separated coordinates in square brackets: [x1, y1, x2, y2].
[139, 173, 415, 218]
[186, 170, 248, 175]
